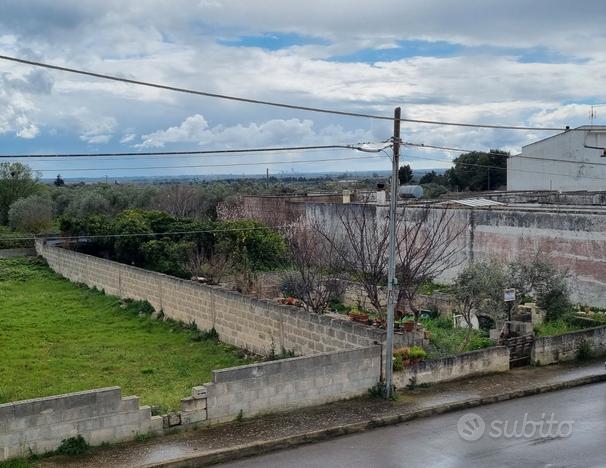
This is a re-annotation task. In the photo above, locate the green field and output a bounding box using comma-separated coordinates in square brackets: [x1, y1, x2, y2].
[0, 257, 254, 411]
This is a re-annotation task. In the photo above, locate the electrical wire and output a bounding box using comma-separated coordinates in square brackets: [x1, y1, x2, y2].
[26, 154, 384, 173]
[0, 54, 585, 132]
[0, 144, 354, 159]
[406, 153, 606, 181]
[3, 225, 290, 242]
[405, 141, 606, 167]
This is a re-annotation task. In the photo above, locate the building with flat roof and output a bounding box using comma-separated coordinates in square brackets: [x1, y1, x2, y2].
[507, 126, 606, 191]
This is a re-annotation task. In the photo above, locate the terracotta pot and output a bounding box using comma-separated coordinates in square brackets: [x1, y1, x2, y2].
[403, 321, 414, 332]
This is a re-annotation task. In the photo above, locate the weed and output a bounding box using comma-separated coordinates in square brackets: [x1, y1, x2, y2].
[135, 432, 153, 443]
[368, 382, 398, 400]
[577, 340, 593, 361]
[55, 435, 89, 456]
[236, 409, 244, 422]
[0, 459, 32, 468]
[405, 376, 431, 390]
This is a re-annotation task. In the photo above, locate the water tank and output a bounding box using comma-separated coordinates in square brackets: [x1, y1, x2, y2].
[399, 185, 424, 199]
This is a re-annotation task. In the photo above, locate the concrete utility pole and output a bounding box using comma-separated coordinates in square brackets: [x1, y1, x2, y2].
[384, 107, 401, 399]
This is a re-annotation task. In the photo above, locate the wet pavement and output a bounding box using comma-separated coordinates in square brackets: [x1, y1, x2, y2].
[222, 382, 606, 468]
[36, 359, 605, 467]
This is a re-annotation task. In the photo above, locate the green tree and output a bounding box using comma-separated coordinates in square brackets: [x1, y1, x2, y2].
[398, 164, 414, 184]
[0, 162, 40, 224]
[507, 255, 571, 321]
[8, 194, 54, 234]
[446, 150, 508, 191]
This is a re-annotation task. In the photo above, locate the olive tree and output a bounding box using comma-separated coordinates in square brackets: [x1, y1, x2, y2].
[0, 162, 40, 224]
[452, 259, 507, 349]
[8, 194, 54, 234]
[507, 254, 571, 321]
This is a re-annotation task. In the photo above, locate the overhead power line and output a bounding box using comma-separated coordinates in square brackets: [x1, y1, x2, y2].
[27, 154, 384, 173]
[0, 54, 582, 132]
[0, 144, 353, 159]
[407, 153, 606, 181]
[405, 141, 606, 167]
[4, 225, 290, 242]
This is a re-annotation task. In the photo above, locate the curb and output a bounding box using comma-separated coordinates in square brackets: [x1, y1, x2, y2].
[146, 373, 606, 467]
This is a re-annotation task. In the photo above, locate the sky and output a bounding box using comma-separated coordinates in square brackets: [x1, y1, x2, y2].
[1, 0, 606, 178]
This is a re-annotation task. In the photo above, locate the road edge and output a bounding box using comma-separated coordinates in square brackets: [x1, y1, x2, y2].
[146, 373, 606, 467]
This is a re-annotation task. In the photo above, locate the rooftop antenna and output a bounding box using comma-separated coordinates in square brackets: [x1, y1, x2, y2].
[590, 104, 606, 126]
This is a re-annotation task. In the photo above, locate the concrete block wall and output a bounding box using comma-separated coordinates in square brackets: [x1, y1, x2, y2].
[36, 241, 384, 357]
[203, 346, 382, 423]
[0, 387, 162, 461]
[0, 248, 35, 258]
[531, 325, 606, 365]
[393, 347, 510, 389]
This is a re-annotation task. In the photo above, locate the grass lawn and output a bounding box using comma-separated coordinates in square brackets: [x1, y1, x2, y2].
[0, 257, 255, 411]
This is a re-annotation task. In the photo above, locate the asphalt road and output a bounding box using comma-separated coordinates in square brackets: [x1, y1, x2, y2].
[222, 382, 606, 468]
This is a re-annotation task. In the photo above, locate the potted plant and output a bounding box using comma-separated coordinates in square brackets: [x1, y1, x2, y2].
[348, 310, 369, 324]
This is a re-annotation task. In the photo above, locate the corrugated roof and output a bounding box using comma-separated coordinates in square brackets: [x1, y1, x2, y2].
[440, 198, 505, 207]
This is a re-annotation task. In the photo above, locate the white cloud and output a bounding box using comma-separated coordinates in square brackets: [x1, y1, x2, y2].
[16, 124, 39, 139]
[137, 114, 373, 148]
[120, 133, 136, 143]
[78, 116, 117, 144]
[0, 1, 605, 175]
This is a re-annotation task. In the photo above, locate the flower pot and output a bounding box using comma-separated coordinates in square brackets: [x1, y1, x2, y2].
[403, 321, 414, 332]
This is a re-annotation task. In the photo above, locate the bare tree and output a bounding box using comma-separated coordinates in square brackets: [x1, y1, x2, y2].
[313, 203, 465, 321]
[318, 204, 389, 315]
[185, 247, 233, 284]
[394, 206, 466, 321]
[154, 184, 199, 218]
[283, 219, 345, 314]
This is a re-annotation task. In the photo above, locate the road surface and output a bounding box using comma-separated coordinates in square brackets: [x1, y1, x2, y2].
[222, 382, 606, 468]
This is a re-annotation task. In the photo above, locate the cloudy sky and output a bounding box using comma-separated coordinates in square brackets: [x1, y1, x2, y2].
[1, 0, 605, 178]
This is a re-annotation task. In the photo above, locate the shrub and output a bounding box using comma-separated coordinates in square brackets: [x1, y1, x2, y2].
[55, 435, 89, 456]
[8, 194, 54, 234]
[392, 354, 404, 371]
[409, 346, 427, 360]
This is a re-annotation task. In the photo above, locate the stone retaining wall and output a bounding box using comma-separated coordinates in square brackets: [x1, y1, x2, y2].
[393, 347, 510, 389]
[531, 325, 606, 365]
[0, 387, 161, 461]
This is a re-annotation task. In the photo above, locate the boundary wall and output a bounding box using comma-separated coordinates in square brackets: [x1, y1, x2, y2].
[0, 241, 521, 461]
[36, 241, 384, 356]
[393, 347, 510, 388]
[0, 388, 161, 461]
[531, 325, 606, 365]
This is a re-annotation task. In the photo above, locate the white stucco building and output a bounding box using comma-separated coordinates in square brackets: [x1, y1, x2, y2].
[507, 126, 606, 191]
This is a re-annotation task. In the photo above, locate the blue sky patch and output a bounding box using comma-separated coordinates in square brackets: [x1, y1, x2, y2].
[329, 40, 464, 63]
[218, 32, 330, 50]
[327, 39, 584, 65]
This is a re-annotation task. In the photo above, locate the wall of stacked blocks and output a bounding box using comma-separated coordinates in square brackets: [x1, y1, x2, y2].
[3, 242, 603, 459]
